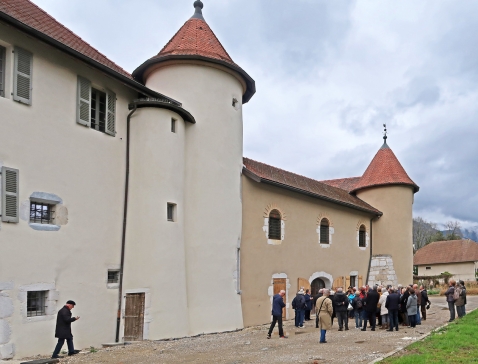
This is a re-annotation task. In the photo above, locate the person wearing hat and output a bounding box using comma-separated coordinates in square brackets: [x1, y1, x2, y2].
[52, 300, 80, 359]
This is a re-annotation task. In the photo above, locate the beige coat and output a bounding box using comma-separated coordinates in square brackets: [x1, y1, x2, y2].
[316, 296, 333, 330]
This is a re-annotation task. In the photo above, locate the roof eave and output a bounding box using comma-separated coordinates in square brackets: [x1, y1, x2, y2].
[243, 168, 382, 217]
[128, 99, 196, 124]
[132, 54, 256, 104]
[352, 182, 420, 194]
[0, 12, 181, 106]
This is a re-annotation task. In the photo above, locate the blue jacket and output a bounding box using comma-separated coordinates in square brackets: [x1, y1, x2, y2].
[272, 294, 286, 316]
[385, 292, 400, 310]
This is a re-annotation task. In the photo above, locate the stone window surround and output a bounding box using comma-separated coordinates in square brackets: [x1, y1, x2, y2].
[263, 205, 286, 245]
[106, 265, 121, 289]
[18, 282, 58, 323]
[0, 281, 14, 360]
[308, 271, 333, 289]
[317, 214, 334, 248]
[356, 222, 370, 251]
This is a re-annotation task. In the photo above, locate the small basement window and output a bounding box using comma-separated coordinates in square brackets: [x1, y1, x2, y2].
[426, 267, 431, 270]
[30, 202, 53, 224]
[167, 203, 176, 222]
[171, 118, 176, 133]
[27, 291, 47, 317]
[108, 270, 120, 284]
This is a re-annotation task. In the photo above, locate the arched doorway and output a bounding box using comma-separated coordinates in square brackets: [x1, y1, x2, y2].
[311, 278, 325, 297]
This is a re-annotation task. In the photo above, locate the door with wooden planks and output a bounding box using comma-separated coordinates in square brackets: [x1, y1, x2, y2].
[124, 293, 145, 341]
[332, 276, 345, 290]
[297, 278, 311, 293]
[273, 278, 286, 319]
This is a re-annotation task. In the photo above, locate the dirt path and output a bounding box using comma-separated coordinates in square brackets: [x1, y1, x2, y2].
[24, 296, 478, 364]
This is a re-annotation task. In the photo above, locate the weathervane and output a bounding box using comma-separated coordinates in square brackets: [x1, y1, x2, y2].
[383, 124, 388, 143]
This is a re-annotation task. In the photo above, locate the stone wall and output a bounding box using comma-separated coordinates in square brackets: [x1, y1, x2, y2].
[368, 255, 398, 287]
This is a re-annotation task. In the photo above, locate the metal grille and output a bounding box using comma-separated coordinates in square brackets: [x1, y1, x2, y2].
[27, 291, 47, 317]
[320, 219, 329, 244]
[91, 88, 106, 133]
[268, 210, 281, 240]
[30, 202, 52, 224]
[108, 270, 120, 284]
[359, 226, 366, 247]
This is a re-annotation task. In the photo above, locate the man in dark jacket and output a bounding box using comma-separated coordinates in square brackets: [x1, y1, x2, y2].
[400, 286, 410, 326]
[52, 300, 80, 359]
[304, 289, 312, 321]
[420, 285, 431, 320]
[292, 289, 306, 328]
[361, 287, 379, 331]
[332, 288, 349, 331]
[385, 288, 401, 331]
[267, 290, 287, 339]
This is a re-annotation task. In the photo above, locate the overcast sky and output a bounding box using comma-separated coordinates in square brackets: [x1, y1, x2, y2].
[32, 0, 478, 231]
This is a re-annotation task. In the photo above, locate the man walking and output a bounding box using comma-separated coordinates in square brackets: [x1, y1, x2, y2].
[316, 289, 333, 343]
[52, 300, 80, 359]
[267, 290, 287, 339]
[362, 286, 379, 331]
[333, 288, 349, 331]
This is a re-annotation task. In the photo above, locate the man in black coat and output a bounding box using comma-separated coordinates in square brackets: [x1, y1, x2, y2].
[385, 288, 401, 331]
[332, 288, 349, 331]
[361, 286, 379, 331]
[52, 300, 80, 359]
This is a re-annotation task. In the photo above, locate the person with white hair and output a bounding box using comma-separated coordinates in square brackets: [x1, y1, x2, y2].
[333, 287, 349, 331]
[267, 290, 287, 339]
[315, 289, 333, 343]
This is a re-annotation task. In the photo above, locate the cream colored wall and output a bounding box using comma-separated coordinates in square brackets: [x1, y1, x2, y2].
[122, 107, 190, 339]
[357, 185, 414, 285]
[417, 262, 476, 282]
[145, 63, 244, 334]
[241, 176, 373, 327]
[0, 24, 136, 358]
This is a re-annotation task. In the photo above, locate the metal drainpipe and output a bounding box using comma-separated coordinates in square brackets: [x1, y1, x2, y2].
[366, 217, 374, 285]
[115, 104, 138, 342]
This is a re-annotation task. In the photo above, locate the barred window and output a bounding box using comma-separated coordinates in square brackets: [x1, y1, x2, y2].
[108, 270, 120, 284]
[320, 218, 329, 244]
[359, 225, 366, 247]
[30, 202, 53, 224]
[268, 209, 281, 240]
[27, 291, 47, 317]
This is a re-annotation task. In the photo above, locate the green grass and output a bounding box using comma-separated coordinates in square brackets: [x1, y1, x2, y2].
[382, 309, 478, 364]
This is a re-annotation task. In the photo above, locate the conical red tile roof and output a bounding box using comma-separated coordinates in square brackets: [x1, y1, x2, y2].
[352, 143, 419, 193]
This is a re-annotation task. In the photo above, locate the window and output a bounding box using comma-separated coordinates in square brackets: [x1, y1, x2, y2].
[27, 291, 47, 317]
[426, 267, 431, 270]
[167, 203, 176, 222]
[30, 202, 53, 224]
[77, 76, 116, 136]
[108, 270, 120, 284]
[350, 275, 357, 288]
[0, 45, 5, 98]
[320, 218, 330, 244]
[359, 225, 366, 247]
[1, 166, 19, 223]
[268, 209, 281, 240]
[171, 118, 176, 133]
[13, 46, 33, 105]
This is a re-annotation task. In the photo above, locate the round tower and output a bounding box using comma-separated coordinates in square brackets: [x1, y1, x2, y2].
[132, 1, 255, 335]
[352, 135, 419, 286]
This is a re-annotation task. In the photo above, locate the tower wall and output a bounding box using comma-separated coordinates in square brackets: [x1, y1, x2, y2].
[144, 63, 245, 334]
[356, 185, 414, 285]
[123, 107, 190, 339]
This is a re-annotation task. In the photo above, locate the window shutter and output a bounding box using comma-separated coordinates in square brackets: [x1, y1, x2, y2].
[105, 89, 116, 136]
[0, 46, 6, 97]
[13, 47, 33, 105]
[1, 167, 19, 223]
[77, 76, 91, 126]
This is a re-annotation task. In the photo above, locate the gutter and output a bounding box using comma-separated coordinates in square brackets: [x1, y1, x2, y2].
[0, 13, 181, 106]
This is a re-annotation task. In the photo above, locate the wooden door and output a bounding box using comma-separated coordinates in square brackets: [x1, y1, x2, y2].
[332, 276, 345, 290]
[298, 277, 311, 293]
[273, 278, 286, 319]
[124, 293, 145, 341]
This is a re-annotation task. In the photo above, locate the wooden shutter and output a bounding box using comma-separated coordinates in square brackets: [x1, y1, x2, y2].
[105, 89, 116, 136]
[77, 76, 91, 126]
[273, 278, 287, 319]
[1, 167, 19, 223]
[13, 47, 32, 105]
[358, 275, 363, 288]
[0, 46, 5, 97]
[332, 276, 345, 290]
[298, 278, 311, 292]
[345, 276, 351, 289]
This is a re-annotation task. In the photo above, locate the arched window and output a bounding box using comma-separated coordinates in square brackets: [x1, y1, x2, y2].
[268, 209, 282, 240]
[320, 218, 329, 244]
[359, 225, 366, 247]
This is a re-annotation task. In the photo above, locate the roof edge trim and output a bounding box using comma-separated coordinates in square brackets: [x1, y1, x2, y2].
[0, 12, 181, 106]
[128, 99, 196, 124]
[352, 181, 420, 194]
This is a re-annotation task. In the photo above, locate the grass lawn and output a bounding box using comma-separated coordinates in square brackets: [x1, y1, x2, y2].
[382, 309, 478, 364]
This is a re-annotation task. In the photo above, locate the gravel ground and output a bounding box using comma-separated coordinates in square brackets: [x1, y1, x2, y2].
[22, 296, 478, 364]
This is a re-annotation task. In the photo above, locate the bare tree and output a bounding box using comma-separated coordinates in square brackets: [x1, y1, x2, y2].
[413, 217, 439, 252]
[445, 220, 462, 240]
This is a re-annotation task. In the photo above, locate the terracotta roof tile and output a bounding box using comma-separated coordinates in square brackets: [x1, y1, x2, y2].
[0, 0, 132, 79]
[150, 18, 236, 67]
[414, 239, 478, 265]
[243, 158, 381, 215]
[320, 177, 361, 193]
[352, 143, 419, 193]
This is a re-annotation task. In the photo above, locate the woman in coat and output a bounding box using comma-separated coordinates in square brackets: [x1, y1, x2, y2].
[406, 287, 418, 328]
[378, 289, 389, 330]
[316, 288, 334, 344]
[455, 280, 467, 318]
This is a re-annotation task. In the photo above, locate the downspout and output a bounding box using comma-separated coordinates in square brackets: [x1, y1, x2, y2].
[365, 217, 374, 285]
[116, 104, 138, 342]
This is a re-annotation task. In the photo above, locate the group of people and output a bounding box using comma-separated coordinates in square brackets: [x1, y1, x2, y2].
[268, 280, 468, 343]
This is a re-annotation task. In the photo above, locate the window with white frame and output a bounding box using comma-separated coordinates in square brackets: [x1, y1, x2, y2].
[27, 291, 48, 317]
[77, 76, 116, 136]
